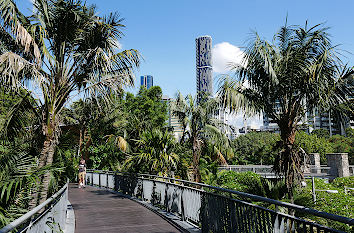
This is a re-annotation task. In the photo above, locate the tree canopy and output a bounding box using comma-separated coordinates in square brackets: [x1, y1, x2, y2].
[171, 93, 234, 182]
[218, 22, 354, 200]
[0, 0, 140, 205]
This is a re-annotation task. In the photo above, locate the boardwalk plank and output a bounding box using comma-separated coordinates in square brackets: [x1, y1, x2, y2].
[68, 184, 180, 233]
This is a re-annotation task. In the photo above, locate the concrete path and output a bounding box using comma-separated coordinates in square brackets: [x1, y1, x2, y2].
[68, 184, 180, 233]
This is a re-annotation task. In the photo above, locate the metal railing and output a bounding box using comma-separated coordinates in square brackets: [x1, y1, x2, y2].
[0, 182, 68, 233]
[86, 170, 353, 233]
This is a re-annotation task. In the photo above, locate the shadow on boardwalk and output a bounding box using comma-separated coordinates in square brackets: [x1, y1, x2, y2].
[68, 183, 180, 233]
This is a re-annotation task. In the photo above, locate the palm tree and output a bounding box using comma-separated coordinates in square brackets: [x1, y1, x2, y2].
[62, 97, 115, 162]
[171, 92, 234, 182]
[218, 22, 353, 201]
[124, 129, 179, 176]
[0, 0, 140, 205]
[61, 99, 93, 160]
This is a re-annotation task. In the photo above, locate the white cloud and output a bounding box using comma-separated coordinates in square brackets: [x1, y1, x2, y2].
[248, 116, 263, 129]
[212, 42, 244, 73]
[225, 112, 263, 130]
[212, 43, 262, 130]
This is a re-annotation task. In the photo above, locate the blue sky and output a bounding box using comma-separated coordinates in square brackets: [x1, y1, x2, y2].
[18, 0, 354, 128]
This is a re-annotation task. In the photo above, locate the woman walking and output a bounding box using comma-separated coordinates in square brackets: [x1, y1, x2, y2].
[78, 159, 86, 188]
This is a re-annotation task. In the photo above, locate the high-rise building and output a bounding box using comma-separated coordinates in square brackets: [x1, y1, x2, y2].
[141, 75, 153, 89]
[162, 95, 183, 140]
[346, 76, 354, 130]
[262, 105, 349, 135]
[196, 36, 213, 96]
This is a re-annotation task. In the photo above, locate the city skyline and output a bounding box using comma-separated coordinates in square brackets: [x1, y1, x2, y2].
[17, 0, 354, 130]
[18, 0, 354, 98]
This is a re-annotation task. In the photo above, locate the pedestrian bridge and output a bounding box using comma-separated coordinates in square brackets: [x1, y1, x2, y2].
[1, 170, 353, 233]
[68, 184, 180, 232]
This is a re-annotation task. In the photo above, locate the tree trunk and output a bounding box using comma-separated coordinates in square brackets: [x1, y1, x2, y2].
[275, 118, 302, 204]
[79, 127, 85, 157]
[38, 139, 57, 204]
[28, 117, 58, 209]
[28, 138, 57, 208]
[83, 131, 91, 162]
[192, 137, 201, 183]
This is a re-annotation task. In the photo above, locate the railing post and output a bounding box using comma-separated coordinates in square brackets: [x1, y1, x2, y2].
[98, 172, 101, 187]
[229, 199, 236, 230]
[165, 183, 169, 212]
[181, 187, 186, 221]
[91, 171, 93, 185]
[152, 179, 156, 204]
[28, 217, 34, 231]
[107, 172, 109, 188]
[141, 177, 144, 201]
[312, 177, 316, 204]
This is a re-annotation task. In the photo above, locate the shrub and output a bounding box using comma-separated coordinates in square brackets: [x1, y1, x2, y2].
[213, 170, 266, 196]
[329, 135, 354, 164]
[295, 131, 334, 164]
[311, 129, 330, 139]
[331, 176, 354, 189]
[231, 132, 280, 165]
[298, 178, 354, 232]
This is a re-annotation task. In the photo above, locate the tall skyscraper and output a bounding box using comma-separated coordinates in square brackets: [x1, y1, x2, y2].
[196, 36, 213, 96]
[141, 75, 153, 89]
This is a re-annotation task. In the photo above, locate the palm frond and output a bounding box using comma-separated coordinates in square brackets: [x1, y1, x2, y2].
[0, 52, 43, 88]
[0, 0, 41, 65]
[0, 92, 40, 140]
[217, 75, 262, 116]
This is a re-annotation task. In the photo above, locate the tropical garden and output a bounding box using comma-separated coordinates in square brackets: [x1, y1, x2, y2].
[0, 0, 353, 231]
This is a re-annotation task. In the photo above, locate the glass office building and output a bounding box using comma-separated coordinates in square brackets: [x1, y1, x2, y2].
[141, 75, 153, 89]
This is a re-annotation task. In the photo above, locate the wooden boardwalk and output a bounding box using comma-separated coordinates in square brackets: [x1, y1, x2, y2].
[68, 184, 180, 233]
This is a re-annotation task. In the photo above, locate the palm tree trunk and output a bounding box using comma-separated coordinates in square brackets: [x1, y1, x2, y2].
[28, 117, 58, 208]
[38, 139, 56, 204]
[276, 119, 301, 204]
[83, 132, 91, 162]
[79, 127, 85, 157]
[28, 137, 57, 208]
[192, 137, 201, 183]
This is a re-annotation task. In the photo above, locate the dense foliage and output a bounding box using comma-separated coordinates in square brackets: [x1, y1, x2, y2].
[230, 132, 280, 165]
[207, 170, 353, 231]
[329, 135, 354, 164]
[229, 130, 353, 166]
[0, 0, 140, 207]
[171, 93, 234, 182]
[124, 129, 179, 176]
[0, 89, 63, 226]
[83, 86, 169, 170]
